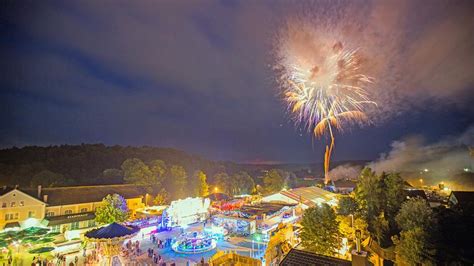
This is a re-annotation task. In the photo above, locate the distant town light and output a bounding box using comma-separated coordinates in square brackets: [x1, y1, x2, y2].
[423, 168, 429, 172]
[464, 168, 470, 172]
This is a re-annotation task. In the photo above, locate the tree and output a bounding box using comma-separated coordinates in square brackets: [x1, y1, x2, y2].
[383, 173, 406, 230]
[263, 169, 285, 193]
[121, 158, 155, 185]
[30, 170, 66, 187]
[337, 196, 359, 216]
[95, 194, 129, 224]
[355, 168, 405, 247]
[396, 198, 433, 232]
[148, 160, 167, 186]
[234, 171, 255, 194]
[373, 212, 390, 245]
[213, 172, 233, 195]
[337, 215, 368, 240]
[152, 189, 169, 205]
[393, 198, 436, 265]
[229, 171, 255, 194]
[169, 165, 187, 199]
[393, 228, 433, 265]
[196, 171, 209, 197]
[300, 203, 341, 256]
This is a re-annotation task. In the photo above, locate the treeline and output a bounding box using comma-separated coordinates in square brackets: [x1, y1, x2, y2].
[0, 144, 229, 187]
[0, 145, 300, 199]
[119, 158, 296, 201]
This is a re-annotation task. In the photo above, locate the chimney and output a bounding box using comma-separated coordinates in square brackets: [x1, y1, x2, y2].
[37, 185, 42, 198]
[43, 194, 48, 203]
[15, 184, 19, 189]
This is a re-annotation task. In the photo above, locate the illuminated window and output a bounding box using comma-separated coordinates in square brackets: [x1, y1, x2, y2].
[5, 213, 18, 221]
[10, 202, 15, 207]
[46, 211, 55, 217]
[71, 221, 80, 230]
[28, 211, 35, 218]
[64, 210, 73, 215]
[19, 201, 24, 206]
[80, 208, 88, 213]
[88, 220, 95, 227]
[52, 225, 60, 232]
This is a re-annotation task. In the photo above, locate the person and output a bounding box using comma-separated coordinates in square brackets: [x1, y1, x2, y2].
[74, 256, 78, 265]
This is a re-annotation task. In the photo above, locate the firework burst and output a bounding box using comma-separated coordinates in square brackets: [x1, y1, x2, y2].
[275, 21, 376, 183]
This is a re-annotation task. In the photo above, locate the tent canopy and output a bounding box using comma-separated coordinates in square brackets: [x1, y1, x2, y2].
[85, 222, 139, 240]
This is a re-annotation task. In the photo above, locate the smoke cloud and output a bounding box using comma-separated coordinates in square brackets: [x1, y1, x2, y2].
[368, 126, 474, 189]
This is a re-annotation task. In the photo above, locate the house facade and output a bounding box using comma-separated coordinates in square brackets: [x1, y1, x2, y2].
[1, 184, 157, 240]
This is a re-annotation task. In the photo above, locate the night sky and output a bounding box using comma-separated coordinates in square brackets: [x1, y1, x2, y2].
[1, 0, 473, 163]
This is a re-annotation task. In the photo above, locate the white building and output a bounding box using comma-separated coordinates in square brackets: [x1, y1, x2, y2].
[262, 186, 338, 209]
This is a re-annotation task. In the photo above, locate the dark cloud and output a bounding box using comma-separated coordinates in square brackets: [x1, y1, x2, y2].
[0, 0, 473, 163]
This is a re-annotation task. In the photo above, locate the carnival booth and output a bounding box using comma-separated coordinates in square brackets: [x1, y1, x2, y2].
[84, 222, 139, 266]
[162, 197, 210, 228]
[211, 214, 256, 236]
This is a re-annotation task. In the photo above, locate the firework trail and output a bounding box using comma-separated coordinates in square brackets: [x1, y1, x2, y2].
[275, 20, 376, 183]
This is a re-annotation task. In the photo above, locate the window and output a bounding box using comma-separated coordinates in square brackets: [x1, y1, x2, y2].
[80, 208, 88, 213]
[1, 203, 6, 208]
[19, 201, 24, 206]
[10, 202, 15, 207]
[64, 210, 73, 215]
[51, 225, 60, 233]
[28, 211, 35, 218]
[46, 211, 55, 217]
[71, 221, 80, 230]
[4, 213, 18, 221]
[88, 220, 95, 228]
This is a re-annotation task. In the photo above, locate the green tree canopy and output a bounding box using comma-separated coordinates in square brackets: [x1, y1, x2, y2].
[152, 189, 169, 205]
[300, 203, 341, 256]
[121, 158, 155, 185]
[95, 194, 129, 225]
[213, 172, 233, 195]
[393, 198, 436, 265]
[196, 170, 210, 197]
[393, 227, 434, 265]
[169, 165, 187, 199]
[30, 170, 66, 187]
[337, 196, 359, 216]
[148, 159, 167, 186]
[232, 171, 255, 195]
[355, 168, 405, 247]
[396, 198, 433, 232]
[263, 169, 285, 193]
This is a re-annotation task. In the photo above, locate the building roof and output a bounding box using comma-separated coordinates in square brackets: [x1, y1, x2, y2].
[280, 186, 336, 207]
[22, 184, 159, 206]
[0, 186, 15, 196]
[451, 191, 474, 204]
[450, 191, 474, 214]
[280, 248, 351, 266]
[85, 222, 139, 240]
[405, 189, 427, 200]
[207, 193, 231, 201]
[4, 222, 20, 229]
[240, 202, 295, 217]
[333, 179, 357, 189]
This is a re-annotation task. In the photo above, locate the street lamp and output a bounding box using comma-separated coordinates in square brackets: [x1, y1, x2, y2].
[214, 187, 218, 193]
